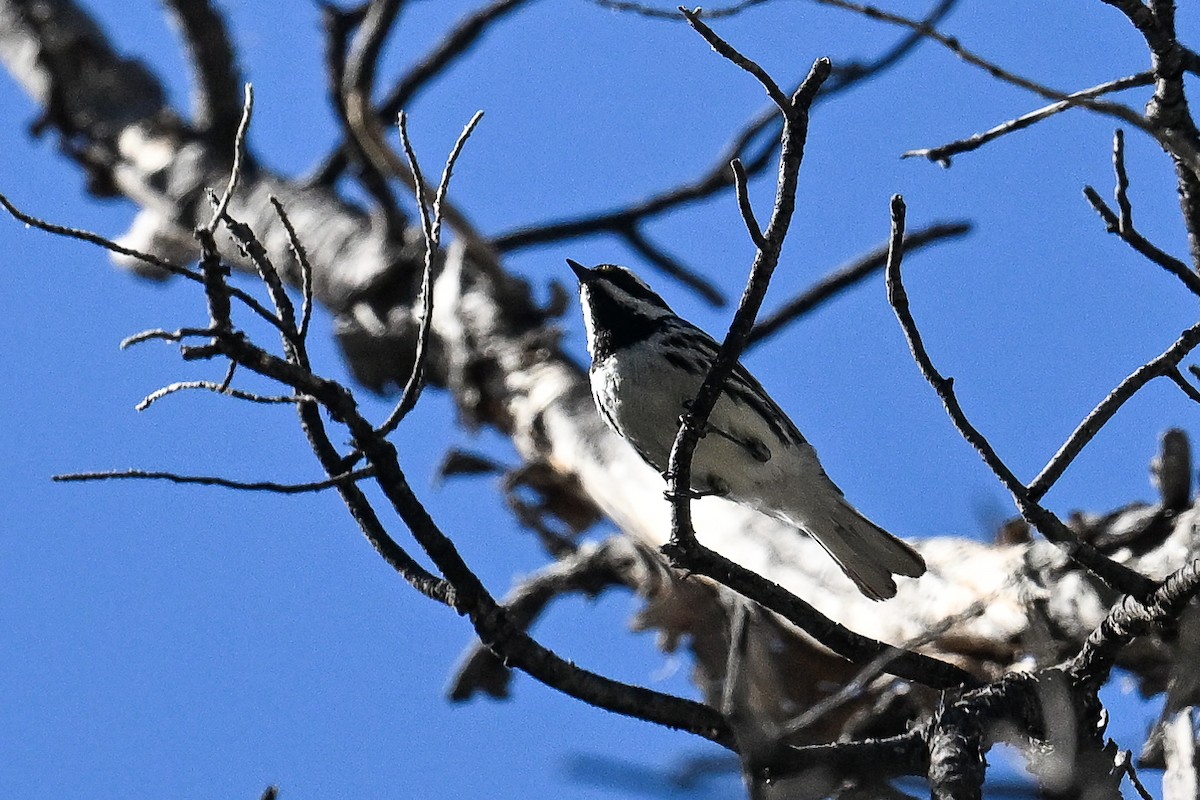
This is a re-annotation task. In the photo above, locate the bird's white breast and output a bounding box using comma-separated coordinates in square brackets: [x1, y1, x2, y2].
[590, 341, 817, 511]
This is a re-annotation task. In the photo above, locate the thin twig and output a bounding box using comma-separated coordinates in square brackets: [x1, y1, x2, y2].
[730, 158, 765, 248]
[219, 209, 299, 342]
[1027, 321, 1200, 500]
[1082, 127, 1200, 297]
[904, 73, 1153, 165]
[592, 0, 770, 18]
[1166, 368, 1200, 405]
[216, 360, 237, 392]
[0, 191, 285, 331]
[120, 327, 219, 349]
[0, 191, 185, 277]
[678, 7, 789, 110]
[137, 380, 308, 411]
[1113, 129, 1134, 227]
[620, 226, 726, 307]
[817, 0, 1200, 172]
[1116, 749, 1155, 800]
[269, 196, 316, 343]
[205, 84, 254, 234]
[747, 220, 971, 349]
[54, 468, 375, 494]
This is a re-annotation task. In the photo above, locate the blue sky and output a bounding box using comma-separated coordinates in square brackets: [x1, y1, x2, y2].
[0, 1, 1194, 797]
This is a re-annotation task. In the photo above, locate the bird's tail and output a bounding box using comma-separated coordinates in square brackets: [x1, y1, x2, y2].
[784, 499, 926, 601]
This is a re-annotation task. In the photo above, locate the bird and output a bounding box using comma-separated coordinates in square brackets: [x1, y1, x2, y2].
[567, 259, 926, 600]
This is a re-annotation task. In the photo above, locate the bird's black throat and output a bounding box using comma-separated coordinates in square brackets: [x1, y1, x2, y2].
[585, 287, 662, 361]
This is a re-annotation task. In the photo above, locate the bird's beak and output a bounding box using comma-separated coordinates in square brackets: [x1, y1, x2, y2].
[566, 259, 593, 283]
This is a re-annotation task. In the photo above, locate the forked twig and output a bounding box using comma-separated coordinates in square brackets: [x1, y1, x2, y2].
[377, 110, 484, 438]
[1083, 129, 1200, 298]
[813, 0, 1190, 167]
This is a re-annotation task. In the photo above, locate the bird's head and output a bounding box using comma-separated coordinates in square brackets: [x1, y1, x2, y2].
[567, 260, 677, 360]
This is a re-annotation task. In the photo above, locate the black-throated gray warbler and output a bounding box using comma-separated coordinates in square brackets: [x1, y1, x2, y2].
[568, 259, 925, 600]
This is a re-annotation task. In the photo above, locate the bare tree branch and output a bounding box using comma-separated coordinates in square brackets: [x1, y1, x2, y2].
[730, 158, 765, 249]
[1084, 185, 1200, 294]
[491, 0, 962, 304]
[448, 537, 657, 701]
[10, 1, 1200, 793]
[885, 194, 1155, 597]
[312, 0, 531, 187]
[269, 196, 316, 342]
[905, 73, 1153, 166]
[820, 0, 1200, 174]
[53, 468, 375, 494]
[378, 110, 484, 437]
[657, 22, 974, 691]
[206, 84, 254, 234]
[0, 190, 285, 332]
[136, 380, 307, 411]
[1102, 0, 1200, 265]
[1026, 321, 1200, 501]
[175, 118, 740, 747]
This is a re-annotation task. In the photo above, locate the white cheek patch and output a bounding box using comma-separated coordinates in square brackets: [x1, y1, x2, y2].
[579, 285, 598, 358]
